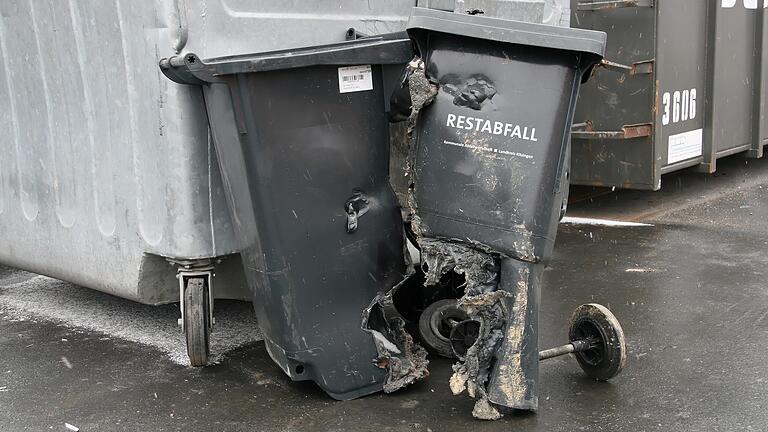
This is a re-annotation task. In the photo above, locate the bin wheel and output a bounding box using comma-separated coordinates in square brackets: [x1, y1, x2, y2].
[184, 277, 210, 367]
[449, 319, 481, 359]
[418, 299, 468, 358]
[569, 303, 626, 381]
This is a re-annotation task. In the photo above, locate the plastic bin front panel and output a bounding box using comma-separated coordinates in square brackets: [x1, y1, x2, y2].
[214, 65, 406, 399]
[413, 34, 581, 259]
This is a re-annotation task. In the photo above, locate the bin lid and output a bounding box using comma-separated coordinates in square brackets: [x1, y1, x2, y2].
[175, 35, 413, 82]
[407, 7, 606, 57]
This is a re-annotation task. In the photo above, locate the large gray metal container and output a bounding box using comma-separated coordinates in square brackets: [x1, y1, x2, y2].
[0, 0, 413, 304]
[418, 0, 570, 26]
[570, 0, 768, 190]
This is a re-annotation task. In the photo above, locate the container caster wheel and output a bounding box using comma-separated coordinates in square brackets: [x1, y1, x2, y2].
[183, 277, 211, 367]
[568, 303, 626, 381]
[418, 299, 468, 358]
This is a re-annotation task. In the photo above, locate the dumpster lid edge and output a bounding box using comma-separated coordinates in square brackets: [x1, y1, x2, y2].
[406, 7, 606, 57]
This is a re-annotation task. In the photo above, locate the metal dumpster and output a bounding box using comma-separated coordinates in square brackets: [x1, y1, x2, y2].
[570, 0, 768, 190]
[417, 0, 571, 26]
[0, 0, 413, 365]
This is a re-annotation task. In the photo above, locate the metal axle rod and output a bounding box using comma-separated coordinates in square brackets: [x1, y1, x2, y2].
[539, 339, 592, 361]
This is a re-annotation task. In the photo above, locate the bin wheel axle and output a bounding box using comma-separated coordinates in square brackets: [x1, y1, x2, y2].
[538, 338, 595, 361]
[540, 304, 626, 381]
[448, 303, 626, 381]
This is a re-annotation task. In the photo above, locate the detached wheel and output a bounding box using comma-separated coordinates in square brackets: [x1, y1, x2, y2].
[418, 299, 468, 358]
[569, 303, 626, 381]
[184, 277, 210, 367]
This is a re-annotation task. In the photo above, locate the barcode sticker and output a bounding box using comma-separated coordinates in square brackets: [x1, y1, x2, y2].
[338, 65, 373, 93]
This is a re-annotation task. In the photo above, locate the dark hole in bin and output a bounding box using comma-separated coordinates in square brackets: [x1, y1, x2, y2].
[392, 268, 466, 323]
[295, 365, 305, 375]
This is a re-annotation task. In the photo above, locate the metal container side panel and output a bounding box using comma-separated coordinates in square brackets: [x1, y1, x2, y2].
[655, 0, 709, 174]
[760, 7, 768, 149]
[416, 0, 570, 26]
[182, 0, 414, 58]
[707, 1, 758, 159]
[0, 1, 133, 299]
[570, 3, 658, 189]
[0, 0, 238, 302]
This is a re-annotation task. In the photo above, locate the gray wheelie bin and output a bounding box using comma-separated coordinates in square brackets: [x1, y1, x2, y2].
[403, 8, 622, 418]
[160, 36, 415, 399]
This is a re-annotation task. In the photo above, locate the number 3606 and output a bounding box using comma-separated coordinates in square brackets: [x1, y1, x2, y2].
[662, 89, 697, 126]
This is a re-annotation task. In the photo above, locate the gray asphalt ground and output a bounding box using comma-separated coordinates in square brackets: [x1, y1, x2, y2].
[2, 155, 768, 431]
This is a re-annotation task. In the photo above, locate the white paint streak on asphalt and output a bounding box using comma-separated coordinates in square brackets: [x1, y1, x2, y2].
[560, 216, 654, 227]
[0, 272, 262, 366]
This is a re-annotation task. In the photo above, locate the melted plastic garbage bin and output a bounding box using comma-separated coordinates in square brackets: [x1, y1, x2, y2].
[401, 9, 623, 419]
[160, 37, 417, 400]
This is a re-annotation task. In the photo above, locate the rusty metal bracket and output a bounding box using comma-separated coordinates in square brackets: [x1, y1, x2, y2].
[597, 59, 654, 75]
[577, 0, 654, 11]
[571, 122, 653, 140]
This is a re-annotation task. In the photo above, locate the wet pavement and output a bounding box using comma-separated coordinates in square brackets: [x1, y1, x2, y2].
[2, 155, 768, 431]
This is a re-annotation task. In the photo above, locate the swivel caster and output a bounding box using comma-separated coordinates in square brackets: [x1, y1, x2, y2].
[178, 270, 214, 367]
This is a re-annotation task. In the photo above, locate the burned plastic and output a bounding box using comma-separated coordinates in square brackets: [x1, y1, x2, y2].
[406, 9, 605, 261]
[160, 36, 423, 400]
[400, 8, 607, 419]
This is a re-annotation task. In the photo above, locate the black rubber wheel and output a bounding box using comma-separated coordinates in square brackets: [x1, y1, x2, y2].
[418, 299, 468, 358]
[184, 277, 210, 367]
[569, 303, 626, 381]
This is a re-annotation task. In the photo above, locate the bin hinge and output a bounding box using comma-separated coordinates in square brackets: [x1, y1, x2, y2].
[576, 0, 654, 11]
[345, 191, 370, 233]
[571, 122, 653, 140]
[598, 59, 654, 76]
